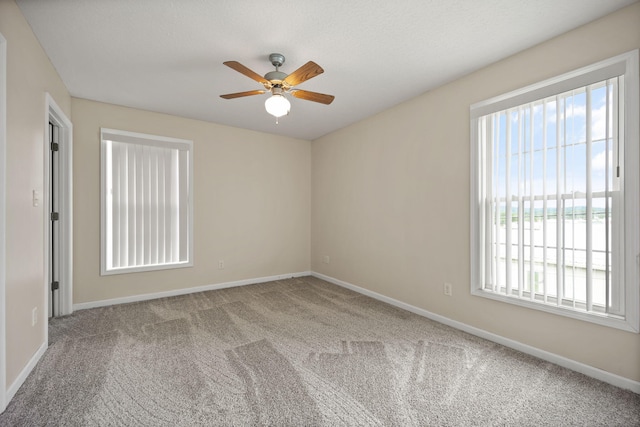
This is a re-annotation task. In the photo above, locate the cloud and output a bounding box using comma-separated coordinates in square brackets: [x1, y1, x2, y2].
[591, 102, 613, 141]
[592, 148, 613, 172]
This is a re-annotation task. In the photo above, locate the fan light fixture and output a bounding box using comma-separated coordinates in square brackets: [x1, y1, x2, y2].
[265, 93, 290, 118]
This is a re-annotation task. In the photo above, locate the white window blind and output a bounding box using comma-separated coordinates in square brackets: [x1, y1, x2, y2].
[101, 129, 193, 275]
[470, 51, 639, 332]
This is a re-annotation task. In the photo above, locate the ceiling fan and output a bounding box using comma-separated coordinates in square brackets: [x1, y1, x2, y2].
[220, 53, 335, 122]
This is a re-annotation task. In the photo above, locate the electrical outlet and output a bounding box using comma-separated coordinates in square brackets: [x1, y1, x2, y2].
[323, 255, 330, 264]
[32, 307, 38, 326]
[218, 260, 224, 269]
[444, 283, 453, 296]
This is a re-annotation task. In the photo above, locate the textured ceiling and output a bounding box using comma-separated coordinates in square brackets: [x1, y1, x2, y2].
[16, 0, 637, 140]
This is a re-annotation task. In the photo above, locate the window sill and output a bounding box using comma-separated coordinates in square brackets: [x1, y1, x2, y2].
[471, 287, 639, 333]
[100, 261, 193, 276]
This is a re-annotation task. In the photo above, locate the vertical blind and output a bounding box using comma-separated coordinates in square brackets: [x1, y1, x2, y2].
[101, 130, 192, 274]
[477, 77, 624, 316]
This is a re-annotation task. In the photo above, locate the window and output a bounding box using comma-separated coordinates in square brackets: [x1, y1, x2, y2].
[101, 129, 193, 275]
[470, 51, 639, 332]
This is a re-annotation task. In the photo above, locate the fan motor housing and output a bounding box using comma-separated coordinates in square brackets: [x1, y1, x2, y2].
[264, 70, 287, 83]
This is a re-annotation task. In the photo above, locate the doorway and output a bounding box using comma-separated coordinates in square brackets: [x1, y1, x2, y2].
[45, 94, 73, 319]
[49, 121, 60, 316]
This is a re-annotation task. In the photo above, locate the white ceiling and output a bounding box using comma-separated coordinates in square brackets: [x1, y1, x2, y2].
[16, 0, 637, 141]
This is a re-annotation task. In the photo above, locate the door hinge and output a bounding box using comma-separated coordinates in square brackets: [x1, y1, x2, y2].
[51, 281, 59, 291]
[51, 212, 59, 221]
[50, 142, 59, 152]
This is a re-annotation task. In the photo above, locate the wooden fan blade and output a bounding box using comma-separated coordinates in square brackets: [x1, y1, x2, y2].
[291, 90, 335, 105]
[220, 90, 266, 99]
[223, 61, 269, 84]
[283, 61, 324, 87]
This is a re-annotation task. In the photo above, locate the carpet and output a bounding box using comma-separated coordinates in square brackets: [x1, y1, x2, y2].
[1, 276, 639, 426]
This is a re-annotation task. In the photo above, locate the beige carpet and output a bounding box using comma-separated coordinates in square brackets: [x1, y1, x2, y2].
[1, 276, 639, 426]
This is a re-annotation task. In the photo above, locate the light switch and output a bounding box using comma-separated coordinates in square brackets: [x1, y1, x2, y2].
[32, 190, 40, 207]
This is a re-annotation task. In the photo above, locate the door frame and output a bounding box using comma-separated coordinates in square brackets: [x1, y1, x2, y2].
[44, 93, 73, 319]
[0, 31, 7, 414]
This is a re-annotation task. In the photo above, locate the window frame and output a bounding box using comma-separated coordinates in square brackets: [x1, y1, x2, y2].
[100, 128, 194, 276]
[470, 50, 639, 333]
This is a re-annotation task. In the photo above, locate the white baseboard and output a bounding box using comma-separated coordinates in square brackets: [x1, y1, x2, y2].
[6, 341, 47, 405]
[73, 271, 312, 311]
[311, 271, 640, 394]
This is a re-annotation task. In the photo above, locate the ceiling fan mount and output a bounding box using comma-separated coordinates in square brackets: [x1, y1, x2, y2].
[269, 53, 285, 69]
[220, 53, 335, 120]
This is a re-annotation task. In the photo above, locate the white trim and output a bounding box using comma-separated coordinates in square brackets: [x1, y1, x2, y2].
[469, 50, 640, 333]
[73, 271, 312, 311]
[622, 50, 640, 335]
[100, 128, 194, 276]
[45, 93, 73, 317]
[5, 342, 46, 405]
[470, 51, 630, 118]
[470, 288, 637, 332]
[0, 31, 7, 414]
[311, 271, 640, 394]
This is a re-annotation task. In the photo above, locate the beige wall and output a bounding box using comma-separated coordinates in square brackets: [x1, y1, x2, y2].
[0, 0, 71, 387]
[71, 98, 310, 304]
[312, 3, 640, 382]
[2, 0, 638, 400]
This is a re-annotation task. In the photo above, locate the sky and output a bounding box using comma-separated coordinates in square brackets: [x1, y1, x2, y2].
[489, 79, 618, 204]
